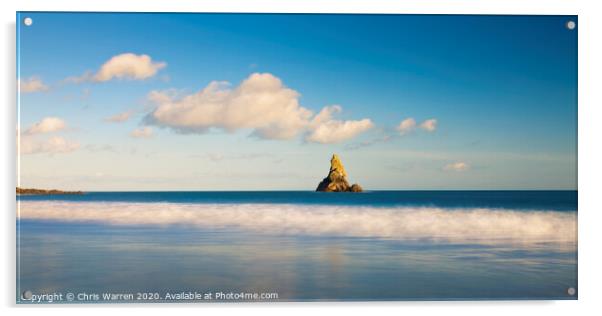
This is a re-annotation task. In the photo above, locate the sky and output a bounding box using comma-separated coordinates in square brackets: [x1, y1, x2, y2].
[16, 13, 577, 191]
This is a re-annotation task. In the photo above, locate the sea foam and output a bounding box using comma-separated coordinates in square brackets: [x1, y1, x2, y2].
[18, 201, 576, 245]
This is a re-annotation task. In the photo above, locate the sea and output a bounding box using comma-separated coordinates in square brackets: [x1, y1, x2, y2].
[16, 190, 577, 302]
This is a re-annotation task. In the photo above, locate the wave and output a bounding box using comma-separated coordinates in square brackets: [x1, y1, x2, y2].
[17, 201, 576, 245]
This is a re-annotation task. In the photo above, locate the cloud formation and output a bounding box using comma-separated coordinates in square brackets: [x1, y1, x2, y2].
[19, 117, 79, 155]
[105, 111, 133, 123]
[396, 117, 438, 135]
[94, 53, 166, 82]
[443, 162, 470, 172]
[24, 117, 66, 135]
[146, 73, 373, 143]
[396, 118, 416, 135]
[420, 119, 437, 132]
[20, 136, 80, 155]
[130, 127, 153, 138]
[19, 76, 49, 93]
[306, 105, 374, 143]
[67, 53, 166, 83]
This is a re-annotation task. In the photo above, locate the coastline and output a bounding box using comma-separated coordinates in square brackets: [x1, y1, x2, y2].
[16, 187, 84, 195]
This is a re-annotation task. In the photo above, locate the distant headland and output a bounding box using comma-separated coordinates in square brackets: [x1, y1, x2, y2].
[316, 154, 363, 192]
[16, 187, 84, 195]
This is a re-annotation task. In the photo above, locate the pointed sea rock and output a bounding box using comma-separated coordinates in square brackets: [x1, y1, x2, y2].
[316, 154, 363, 192]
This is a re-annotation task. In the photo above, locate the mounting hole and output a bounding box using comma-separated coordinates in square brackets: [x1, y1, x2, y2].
[22, 290, 32, 300]
[568, 287, 576, 296]
[566, 20, 576, 30]
[23, 17, 33, 26]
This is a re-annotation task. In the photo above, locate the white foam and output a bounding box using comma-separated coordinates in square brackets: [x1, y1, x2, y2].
[18, 201, 576, 246]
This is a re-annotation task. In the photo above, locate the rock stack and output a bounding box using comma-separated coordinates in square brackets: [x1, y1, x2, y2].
[316, 154, 363, 192]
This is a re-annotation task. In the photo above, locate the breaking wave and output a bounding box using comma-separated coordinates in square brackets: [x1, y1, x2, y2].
[18, 201, 576, 245]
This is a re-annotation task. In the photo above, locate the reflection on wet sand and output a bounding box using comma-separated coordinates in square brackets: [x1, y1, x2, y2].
[18, 219, 577, 300]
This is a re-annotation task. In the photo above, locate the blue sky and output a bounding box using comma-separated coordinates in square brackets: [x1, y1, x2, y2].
[17, 13, 577, 190]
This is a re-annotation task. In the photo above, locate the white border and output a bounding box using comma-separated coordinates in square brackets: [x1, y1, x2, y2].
[2, 0, 601, 315]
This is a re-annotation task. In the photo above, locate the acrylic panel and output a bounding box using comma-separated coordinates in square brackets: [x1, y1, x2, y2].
[16, 12, 578, 303]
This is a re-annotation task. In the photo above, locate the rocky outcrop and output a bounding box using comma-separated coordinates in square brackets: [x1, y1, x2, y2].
[350, 184, 363, 192]
[316, 154, 363, 192]
[16, 187, 84, 195]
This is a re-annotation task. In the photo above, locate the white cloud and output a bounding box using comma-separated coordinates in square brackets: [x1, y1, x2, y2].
[396, 118, 416, 135]
[19, 76, 49, 93]
[146, 73, 373, 143]
[130, 127, 153, 138]
[420, 119, 437, 132]
[147, 73, 310, 139]
[309, 104, 341, 128]
[24, 117, 67, 135]
[20, 136, 80, 155]
[396, 117, 437, 135]
[19, 118, 78, 155]
[306, 119, 373, 144]
[94, 53, 166, 81]
[105, 111, 133, 123]
[67, 53, 166, 83]
[443, 162, 470, 172]
[147, 89, 180, 104]
[305, 105, 373, 144]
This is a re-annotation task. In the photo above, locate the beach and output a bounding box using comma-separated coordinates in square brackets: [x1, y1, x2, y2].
[17, 191, 577, 301]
